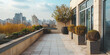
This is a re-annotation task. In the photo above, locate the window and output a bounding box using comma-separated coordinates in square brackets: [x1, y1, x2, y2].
[91, 7, 93, 30]
[79, 0, 93, 31]
[86, 8, 91, 31]
[80, 11, 85, 25]
[103, 0, 110, 52]
[72, 8, 76, 26]
[87, 0, 93, 8]
[80, 2, 86, 11]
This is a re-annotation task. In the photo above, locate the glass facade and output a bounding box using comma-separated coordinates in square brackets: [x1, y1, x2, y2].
[91, 7, 93, 30]
[103, 0, 110, 52]
[80, 2, 86, 11]
[79, 0, 93, 32]
[86, 8, 91, 31]
[80, 11, 85, 25]
[87, 0, 93, 8]
[72, 8, 76, 26]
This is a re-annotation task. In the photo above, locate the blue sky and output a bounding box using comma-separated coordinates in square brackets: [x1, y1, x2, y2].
[0, 0, 70, 20]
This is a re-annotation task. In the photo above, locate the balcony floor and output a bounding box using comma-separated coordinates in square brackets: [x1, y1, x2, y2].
[21, 33, 87, 55]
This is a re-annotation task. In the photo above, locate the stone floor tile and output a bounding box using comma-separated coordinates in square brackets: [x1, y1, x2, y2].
[21, 34, 88, 55]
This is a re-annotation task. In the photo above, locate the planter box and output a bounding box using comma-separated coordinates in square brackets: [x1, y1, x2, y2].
[68, 31, 73, 39]
[0, 29, 44, 55]
[87, 40, 100, 55]
[73, 34, 86, 45]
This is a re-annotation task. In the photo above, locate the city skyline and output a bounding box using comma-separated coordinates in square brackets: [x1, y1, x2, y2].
[0, 0, 70, 20]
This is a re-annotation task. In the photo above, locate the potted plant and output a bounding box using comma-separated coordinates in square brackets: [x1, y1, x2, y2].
[74, 25, 86, 45]
[68, 24, 75, 39]
[86, 30, 101, 55]
[52, 4, 73, 34]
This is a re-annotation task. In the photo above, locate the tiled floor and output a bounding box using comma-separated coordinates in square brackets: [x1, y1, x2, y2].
[21, 34, 87, 55]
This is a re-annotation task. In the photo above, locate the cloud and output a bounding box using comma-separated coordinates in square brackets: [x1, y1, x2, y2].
[13, 0, 30, 3]
[35, 2, 55, 12]
[0, 1, 3, 4]
[0, 0, 70, 20]
[13, 5, 30, 9]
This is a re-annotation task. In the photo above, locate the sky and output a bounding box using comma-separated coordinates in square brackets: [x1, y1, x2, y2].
[0, 0, 70, 21]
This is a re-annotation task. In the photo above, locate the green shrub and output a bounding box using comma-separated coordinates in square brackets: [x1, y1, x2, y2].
[21, 28, 30, 34]
[29, 28, 35, 32]
[32, 25, 43, 30]
[10, 32, 25, 38]
[86, 30, 100, 41]
[36, 25, 43, 29]
[75, 25, 86, 35]
[68, 24, 75, 33]
[11, 32, 20, 38]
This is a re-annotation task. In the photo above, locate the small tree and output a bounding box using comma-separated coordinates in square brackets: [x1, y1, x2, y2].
[52, 4, 73, 26]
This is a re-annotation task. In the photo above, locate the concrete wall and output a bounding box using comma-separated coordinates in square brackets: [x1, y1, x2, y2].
[93, 0, 102, 33]
[0, 29, 43, 55]
[56, 22, 70, 33]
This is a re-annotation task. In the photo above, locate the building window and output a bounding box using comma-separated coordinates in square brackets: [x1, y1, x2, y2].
[80, 2, 86, 11]
[72, 8, 76, 26]
[87, 0, 93, 8]
[80, 11, 85, 25]
[79, 0, 93, 31]
[103, 0, 110, 52]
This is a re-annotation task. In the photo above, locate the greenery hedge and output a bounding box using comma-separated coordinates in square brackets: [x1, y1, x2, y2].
[86, 30, 100, 41]
[68, 24, 75, 33]
[75, 25, 86, 36]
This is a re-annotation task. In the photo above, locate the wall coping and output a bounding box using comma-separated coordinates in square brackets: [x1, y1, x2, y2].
[0, 28, 44, 53]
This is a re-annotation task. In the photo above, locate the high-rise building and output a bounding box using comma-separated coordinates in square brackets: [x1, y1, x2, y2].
[26, 20, 32, 26]
[13, 13, 27, 24]
[22, 16, 27, 25]
[0, 19, 5, 25]
[5, 18, 13, 23]
[22, 17, 26, 22]
[13, 13, 22, 24]
[32, 15, 39, 25]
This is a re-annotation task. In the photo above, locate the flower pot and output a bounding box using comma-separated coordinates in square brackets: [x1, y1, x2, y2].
[73, 34, 86, 45]
[87, 40, 100, 55]
[61, 27, 68, 34]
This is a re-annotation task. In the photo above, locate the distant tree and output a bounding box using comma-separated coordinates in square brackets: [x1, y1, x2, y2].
[52, 4, 73, 26]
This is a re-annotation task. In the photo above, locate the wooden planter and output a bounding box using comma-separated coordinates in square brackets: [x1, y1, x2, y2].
[73, 34, 86, 45]
[87, 40, 100, 55]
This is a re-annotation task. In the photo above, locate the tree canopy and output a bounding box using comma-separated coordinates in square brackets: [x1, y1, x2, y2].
[52, 4, 73, 26]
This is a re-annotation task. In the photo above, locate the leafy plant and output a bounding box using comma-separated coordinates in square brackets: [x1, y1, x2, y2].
[21, 28, 30, 34]
[32, 25, 43, 30]
[86, 30, 100, 41]
[68, 24, 75, 33]
[11, 32, 20, 38]
[75, 25, 86, 35]
[52, 4, 73, 26]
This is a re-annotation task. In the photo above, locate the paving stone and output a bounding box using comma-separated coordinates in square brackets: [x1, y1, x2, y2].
[21, 34, 88, 55]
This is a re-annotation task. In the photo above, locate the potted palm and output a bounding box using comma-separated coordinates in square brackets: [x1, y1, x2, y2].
[86, 30, 101, 55]
[74, 25, 86, 45]
[52, 4, 73, 34]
